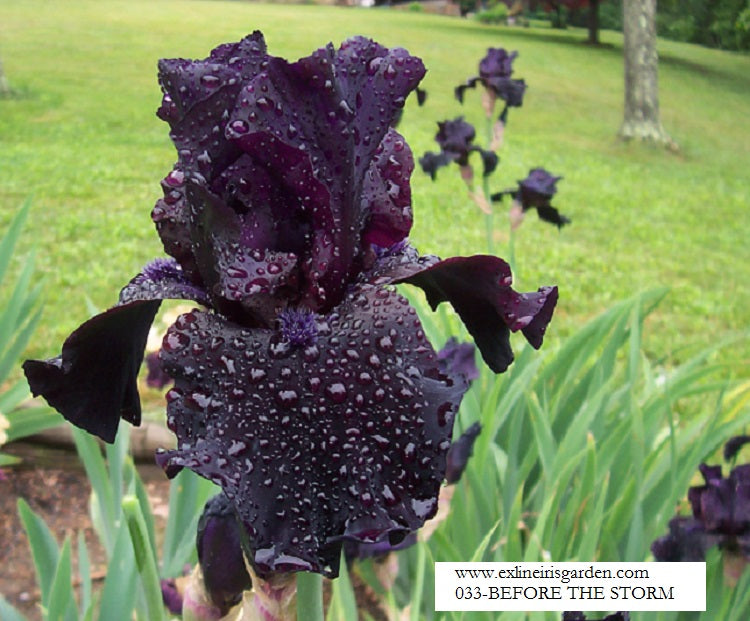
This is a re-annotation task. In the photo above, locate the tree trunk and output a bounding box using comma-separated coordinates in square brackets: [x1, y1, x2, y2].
[619, 0, 673, 145]
[587, 0, 600, 44]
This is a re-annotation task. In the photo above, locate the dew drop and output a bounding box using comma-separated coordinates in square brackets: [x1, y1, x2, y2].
[163, 331, 189, 352]
[200, 74, 220, 88]
[326, 383, 347, 404]
[249, 368, 267, 383]
[276, 389, 299, 407]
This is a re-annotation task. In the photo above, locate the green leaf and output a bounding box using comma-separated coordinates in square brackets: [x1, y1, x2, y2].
[327, 550, 358, 621]
[296, 572, 324, 621]
[71, 428, 117, 553]
[0, 198, 31, 290]
[161, 468, 217, 576]
[0, 452, 21, 466]
[0, 260, 42, 379]
[46, 537, 77, 621]
[408, 543, 427, 621]
[122, 495, 166, 621]
[0, 594, 26, 621]
[97, 519, 137, 621]
[5, 404, 63, 442]
[77, 531, 92, 618]
[17, 497, 59, 606]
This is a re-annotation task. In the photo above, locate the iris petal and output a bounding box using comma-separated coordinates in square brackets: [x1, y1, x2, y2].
[23, 300, 160, 443]
[225, 38, 425, 311]
[157, 32, 269, 179]
[361, 129, 414, 249]
[24, 261, 210, 442]
[378, 250, 558, 372]
[156, 286, 468, 578]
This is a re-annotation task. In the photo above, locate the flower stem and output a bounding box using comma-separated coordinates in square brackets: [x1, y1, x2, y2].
[296, 572, 324, 621]
[483, 110, 496, 255]
[481, 175, 494, 254]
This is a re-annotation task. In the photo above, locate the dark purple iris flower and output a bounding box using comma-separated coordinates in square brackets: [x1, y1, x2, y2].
[688, 463, 750, 541]
[492, 167, 570, 229]
[419, 117, 498, 180]
[455, 47, 527, 111]
[23, 33, 557, 578]
[652, 438, 750, 562]
[345, 418, 481, 561]
[650, 516, 719, 562]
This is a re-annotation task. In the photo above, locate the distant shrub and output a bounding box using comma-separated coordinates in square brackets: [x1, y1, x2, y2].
[475, 2, 508, 24]
[407, 1, 424, 12]
[657, 14, 697, 42]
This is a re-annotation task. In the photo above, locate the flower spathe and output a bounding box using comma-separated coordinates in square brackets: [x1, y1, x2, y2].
[24, 33, 557, 578]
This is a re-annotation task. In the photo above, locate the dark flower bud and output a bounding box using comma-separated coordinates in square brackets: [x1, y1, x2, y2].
[445, 422, 482, 484]
[563, 613, 630, 621]
[160, 578, 183, 615]
[196, 493, 252, 614]
[437, 337, 479, 383]
[145, 351, 172, 390]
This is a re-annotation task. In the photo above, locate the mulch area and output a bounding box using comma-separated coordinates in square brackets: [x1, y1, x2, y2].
[0, 443, 170, 620]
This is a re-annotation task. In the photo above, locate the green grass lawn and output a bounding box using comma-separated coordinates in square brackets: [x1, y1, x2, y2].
[2, 0, 749, 379]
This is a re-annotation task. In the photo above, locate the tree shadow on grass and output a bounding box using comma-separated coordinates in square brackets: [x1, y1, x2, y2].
[463, 24, 621, 53]
[658, 52, 750, 97]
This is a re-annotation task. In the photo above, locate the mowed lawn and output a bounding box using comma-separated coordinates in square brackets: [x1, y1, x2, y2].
[2, 0, 749, 379]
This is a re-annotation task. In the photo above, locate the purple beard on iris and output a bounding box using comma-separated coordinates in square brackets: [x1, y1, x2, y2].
[23, 32, 558, 579]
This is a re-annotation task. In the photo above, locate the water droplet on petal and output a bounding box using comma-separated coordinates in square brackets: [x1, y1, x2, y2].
[326, 383, 347, 404]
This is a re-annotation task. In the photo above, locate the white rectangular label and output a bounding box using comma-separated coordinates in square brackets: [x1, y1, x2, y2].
[434, 562, 705, 611]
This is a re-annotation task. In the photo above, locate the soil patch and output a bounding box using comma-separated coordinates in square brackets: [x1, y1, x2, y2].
[0, 443, 171, 620]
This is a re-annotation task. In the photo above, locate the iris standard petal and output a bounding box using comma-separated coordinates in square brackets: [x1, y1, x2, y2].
[225, 37, 425, 311]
